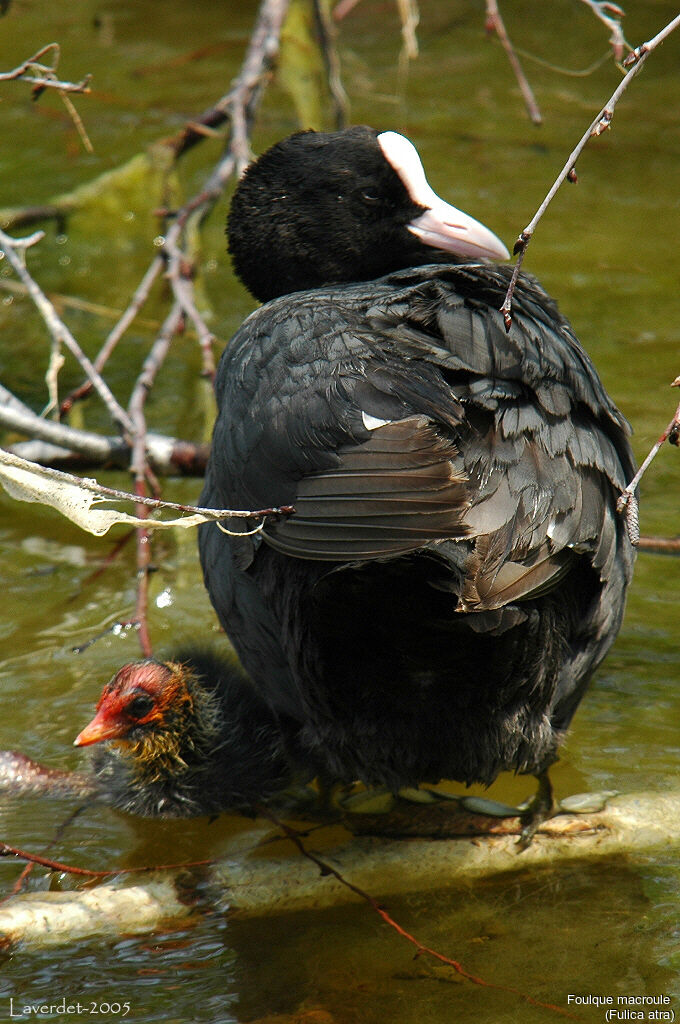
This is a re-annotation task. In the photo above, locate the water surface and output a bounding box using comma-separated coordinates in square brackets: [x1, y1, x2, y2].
[0, 1, 679, 1021]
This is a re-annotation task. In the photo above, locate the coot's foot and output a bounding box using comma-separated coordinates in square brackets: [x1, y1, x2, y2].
[517, 769, 557, 850]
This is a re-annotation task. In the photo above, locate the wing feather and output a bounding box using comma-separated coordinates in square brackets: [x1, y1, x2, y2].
[264, 416, 469, 560]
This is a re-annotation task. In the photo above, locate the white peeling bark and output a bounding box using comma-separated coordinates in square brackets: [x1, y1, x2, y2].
[0, 791, 677, 949]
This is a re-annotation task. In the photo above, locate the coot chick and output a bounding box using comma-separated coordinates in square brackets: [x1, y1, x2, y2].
[199, 126, 636, 824]
[74, 652, 294, 818]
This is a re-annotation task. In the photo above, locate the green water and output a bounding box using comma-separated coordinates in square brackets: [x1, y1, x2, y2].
[0, 1, 679, 1021]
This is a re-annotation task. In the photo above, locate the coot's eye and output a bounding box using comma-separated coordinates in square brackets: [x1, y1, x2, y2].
[361, 190, 381, 204]
[126, 694, 155, 719]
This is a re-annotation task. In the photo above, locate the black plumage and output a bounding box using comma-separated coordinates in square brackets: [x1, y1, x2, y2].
[199, 126, 636, 811]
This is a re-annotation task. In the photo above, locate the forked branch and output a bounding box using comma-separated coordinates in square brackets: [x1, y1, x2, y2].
[0, 43, 91, 94]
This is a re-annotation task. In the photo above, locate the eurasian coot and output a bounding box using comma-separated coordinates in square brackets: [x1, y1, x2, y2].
[74, 651, 293, 817]
[198, 126, 636, 827]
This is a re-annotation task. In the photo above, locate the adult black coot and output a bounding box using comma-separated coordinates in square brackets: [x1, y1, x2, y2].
[199, 126, 636, 829]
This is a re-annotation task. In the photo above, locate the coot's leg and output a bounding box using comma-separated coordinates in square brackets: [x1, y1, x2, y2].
[517, 764, 558, 849]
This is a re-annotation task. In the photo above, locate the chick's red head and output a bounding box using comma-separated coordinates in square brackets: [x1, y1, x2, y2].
[74, 661, 188, 747]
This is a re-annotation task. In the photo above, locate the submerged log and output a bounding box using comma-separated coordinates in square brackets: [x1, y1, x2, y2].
[0, 790, 677, 949]
[211, 790, 680, 915]
[0, 878, 191, 950]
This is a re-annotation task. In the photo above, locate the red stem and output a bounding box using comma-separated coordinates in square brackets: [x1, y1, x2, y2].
[257, 808, 580, 1020]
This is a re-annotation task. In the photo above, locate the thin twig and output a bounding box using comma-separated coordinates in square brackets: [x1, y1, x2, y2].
[396, 0, 420, 63]
[637, 535, 680, 555]
[509, 47, 612, 79]
[2, 805, 87, 902]
[126, 0, 291, 386]
[59, 90, 94, 153]
[313, 0, 350, 128]
[578, 0, 629, 61]
[0, 449, 294, 520]
[485, 0, 542, 125]
[76, 530, 136, 593]
[131, 501, 153, 657]
[0, 841, 214, 879]
[59, 255, 166, 417]
[0, 227, 133, 433]
[0, 394, 210, 474]
[142, 0, 291, 391]
[72, 620, 139, 654]
[165, 0, 290, 164]
[0, 44, 91, 94]
[161, 236, 216, 378]
[127, 302, 185, 656]
[501, 11, 680, 328]
[1, 72, 91, 94]
[617, 385, 680, 538]
[257, 807, 579, 1019]
[127, 304, 184, 437]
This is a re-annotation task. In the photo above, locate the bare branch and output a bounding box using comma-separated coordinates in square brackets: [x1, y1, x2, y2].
[0, 227, 133, 433]
[0, 449, 295, 525]
[59, 255, 166, 418]
[258, 806, 578, 1019]
[0, 0, 294, 658]
[397, 0, 420, 62]
[0, 400, 127, 463]
[0, 43, 93, 152]
[578, 0, 630, 61]
[3, 0, 292, 438]
[161, 237, 216, 378]
[137, 0, 292, 382]
[485, 0, 542, 125]
[313, 0, 350, 128]
[58, 89, 94, 153]
[0, 43, 92, 94]
[0, 388, 209, 474]
[617, 385, 680, 539]
[501, 11, 680, 328]
[0, 834, 213, 879]
[636, 536, 680, 555]
[127, 305, 184, 446]
[157, 0, 291, 166]
[127, 301, 186, 656]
